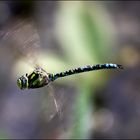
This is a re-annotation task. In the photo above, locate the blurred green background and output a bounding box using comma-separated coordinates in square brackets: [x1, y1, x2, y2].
[0, 1, 139, 139]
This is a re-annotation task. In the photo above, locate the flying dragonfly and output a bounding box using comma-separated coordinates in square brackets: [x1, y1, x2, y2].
[17, 63, 123, 90]
[2, 19, 123, 121]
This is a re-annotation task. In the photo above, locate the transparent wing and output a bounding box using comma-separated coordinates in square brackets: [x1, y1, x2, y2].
[0, 18, 63, 121]
[0, 18, 41, 68]
[47, 85, 63, 120]
[39, 84, 69, 122]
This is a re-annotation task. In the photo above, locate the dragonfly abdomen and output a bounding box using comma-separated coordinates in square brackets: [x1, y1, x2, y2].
[52, 63, 123, 81]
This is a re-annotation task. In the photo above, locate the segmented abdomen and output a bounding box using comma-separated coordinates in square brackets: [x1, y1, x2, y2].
[52, 63, 123, 81]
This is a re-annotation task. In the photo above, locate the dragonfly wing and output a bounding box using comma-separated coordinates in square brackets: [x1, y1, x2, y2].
[47, 85, 63, 120]
[1, 18, 41, 68]
[1, 18, 64, 122]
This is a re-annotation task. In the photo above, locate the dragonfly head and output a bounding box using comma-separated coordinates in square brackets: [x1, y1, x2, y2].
[17, 74, 28, 89]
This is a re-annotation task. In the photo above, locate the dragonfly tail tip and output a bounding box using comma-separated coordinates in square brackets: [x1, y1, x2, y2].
[117, 64, 123, 69]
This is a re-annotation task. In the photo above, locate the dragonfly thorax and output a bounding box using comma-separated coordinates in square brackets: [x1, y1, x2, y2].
[17, 67, 53, 89]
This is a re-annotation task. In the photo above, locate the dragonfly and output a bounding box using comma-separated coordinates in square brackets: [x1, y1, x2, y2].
[17, 63, 123, 90]
[1, 19, 123, 120]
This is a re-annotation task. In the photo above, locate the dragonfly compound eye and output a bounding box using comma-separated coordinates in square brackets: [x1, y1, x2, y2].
[17, 75, 28, 89]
